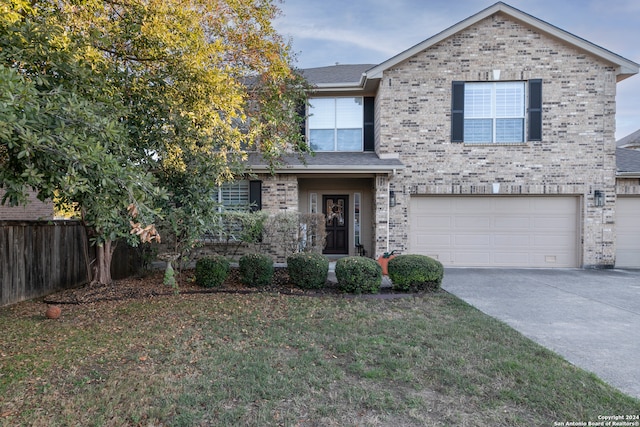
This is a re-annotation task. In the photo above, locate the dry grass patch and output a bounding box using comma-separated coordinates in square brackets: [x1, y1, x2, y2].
[1, 282, 638, 426]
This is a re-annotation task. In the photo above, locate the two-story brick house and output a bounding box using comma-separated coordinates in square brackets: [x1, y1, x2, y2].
[246, 2, 639, 268]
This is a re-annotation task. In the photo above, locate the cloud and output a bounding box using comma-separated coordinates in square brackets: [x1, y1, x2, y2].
[275, 0, 640, 137]
[275, 0, 467, 66]
[277, 23, 398, 58]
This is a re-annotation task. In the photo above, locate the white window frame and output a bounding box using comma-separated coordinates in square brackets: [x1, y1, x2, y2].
[353, 192, 361, 247]
[217, 180, 250, 212]
[308, 97, 364, 152]
[463, 82, 526, 144]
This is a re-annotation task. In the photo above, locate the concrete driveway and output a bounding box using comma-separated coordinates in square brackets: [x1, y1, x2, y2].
[441, 268, 640, 399]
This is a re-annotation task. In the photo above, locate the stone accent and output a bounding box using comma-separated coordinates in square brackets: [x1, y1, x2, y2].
[375, 13, 619, 267]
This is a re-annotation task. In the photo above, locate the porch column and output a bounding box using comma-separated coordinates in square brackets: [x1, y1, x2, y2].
[374, 174, 390, 258]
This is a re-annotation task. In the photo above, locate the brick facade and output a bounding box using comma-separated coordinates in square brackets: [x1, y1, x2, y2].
[248, 4, 638, 267]
[375, 13, 620, 267]
[260, 173, 299, 213]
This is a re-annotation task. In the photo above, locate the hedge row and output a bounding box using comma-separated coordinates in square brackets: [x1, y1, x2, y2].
[193, 253, 444, 293]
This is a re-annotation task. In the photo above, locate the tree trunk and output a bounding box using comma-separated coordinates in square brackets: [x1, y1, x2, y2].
[92, 240, 115, 285]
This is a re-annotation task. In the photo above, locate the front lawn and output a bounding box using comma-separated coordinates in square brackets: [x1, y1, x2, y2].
[1, 289, 638, 426]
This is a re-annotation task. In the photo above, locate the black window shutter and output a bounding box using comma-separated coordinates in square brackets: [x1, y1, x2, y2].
[249, 180, 262, 211]
[363, 97, 375, 151]
[451, 81, 465, 142]
[296, 101, 307, 140]
[528, 79, 542, 141]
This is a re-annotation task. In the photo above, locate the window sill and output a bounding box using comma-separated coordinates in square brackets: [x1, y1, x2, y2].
[196, 238, 250, 246]
[461, 142, 528, 147]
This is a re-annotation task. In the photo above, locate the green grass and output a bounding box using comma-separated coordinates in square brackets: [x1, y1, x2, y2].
[1, 292, 638, 426]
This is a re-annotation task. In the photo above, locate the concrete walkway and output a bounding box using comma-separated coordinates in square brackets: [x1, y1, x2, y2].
[442, 268, 640, 399]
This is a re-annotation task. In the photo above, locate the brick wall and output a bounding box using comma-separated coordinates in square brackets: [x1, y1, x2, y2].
[261, 173, 299, 213]
[0, 191, 54, 220]
[375, 12, 618, 267]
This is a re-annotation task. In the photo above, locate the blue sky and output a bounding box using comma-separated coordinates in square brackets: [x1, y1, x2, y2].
[274, 0, 640, 140]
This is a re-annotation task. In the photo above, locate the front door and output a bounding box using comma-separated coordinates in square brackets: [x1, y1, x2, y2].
[323, 195, 349, 254]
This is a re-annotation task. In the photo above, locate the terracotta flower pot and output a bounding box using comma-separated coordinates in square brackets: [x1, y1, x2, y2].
[45, 305, 61, 319]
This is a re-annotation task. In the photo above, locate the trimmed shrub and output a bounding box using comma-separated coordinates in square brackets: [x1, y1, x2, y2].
[335, 256, 382, 294]
[387, 254, 444, 292]
[239, 253, 274, 287]
[287, 252, 329, 289]
[195, 256, 230, 288]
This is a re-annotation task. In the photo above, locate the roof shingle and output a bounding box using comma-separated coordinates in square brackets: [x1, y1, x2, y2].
[301, 64, 375, 85]
[617, 147, 640, 174]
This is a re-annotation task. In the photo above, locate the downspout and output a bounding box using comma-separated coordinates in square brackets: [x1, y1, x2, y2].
[386, 177, 390, 255]
[386, 167, 398, 255]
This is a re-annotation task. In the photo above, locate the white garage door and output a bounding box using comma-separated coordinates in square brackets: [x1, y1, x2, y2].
[616, 197, 640, 268]
[409, 196, 579, 267]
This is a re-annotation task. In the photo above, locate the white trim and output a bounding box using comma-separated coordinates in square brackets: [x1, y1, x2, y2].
[249, 164, 403, 174]
[308, 96, 365, 152]
[386, 180, 391, 254]
[353, 192, 361, 247]
[310, 192, 318, 214]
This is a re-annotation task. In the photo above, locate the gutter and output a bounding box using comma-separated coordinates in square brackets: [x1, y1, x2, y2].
[311, 73, 381, 94]
[248, 164, 404, 174]
[616, 172, 640, 179]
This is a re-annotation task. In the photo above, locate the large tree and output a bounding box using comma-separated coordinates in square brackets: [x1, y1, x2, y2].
[0, 0, 309, 284]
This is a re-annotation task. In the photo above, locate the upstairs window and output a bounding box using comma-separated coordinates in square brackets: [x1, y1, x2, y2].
[452, 80, 542, 143]
[309, 97, 364, 151]
[464, 82, 524, 143]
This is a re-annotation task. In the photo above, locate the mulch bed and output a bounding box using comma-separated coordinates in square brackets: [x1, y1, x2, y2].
[42, 267, 417, 305]
[42, 268, 346, 305]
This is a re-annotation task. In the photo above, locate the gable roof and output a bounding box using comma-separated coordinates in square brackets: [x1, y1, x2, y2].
[364, 2, 638, 82]
[617, 147, 640, 177]
[617, 129, 640, 149]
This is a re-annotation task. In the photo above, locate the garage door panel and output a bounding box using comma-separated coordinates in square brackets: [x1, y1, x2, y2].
[616, 197, 640, 268]
[494, 251, 532, 265]
[427, 252, 447, 262]
[454, 251, 492, 264]
[455, 217, 491, 228]
[533, 234, 573, 248]
[409, 196, 578, 268]
[427, 216, 453, 228]
[495, 199, 531, 213]
[424, 200, 455, 213]
[617, 250, 640, 267]
[493, 216, 530, 228]
[534, 252, 574, 266]
[494, 234, 531, 246]
[457, 198, 492, 212]
[533, 216, 574, 229]
[454, 234, 493, 247]
[418, 234, 451, 246]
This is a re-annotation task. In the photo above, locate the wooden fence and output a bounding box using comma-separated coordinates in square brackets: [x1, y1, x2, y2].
[1, 221, 146, 306]
[1, 221, 90, 306]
